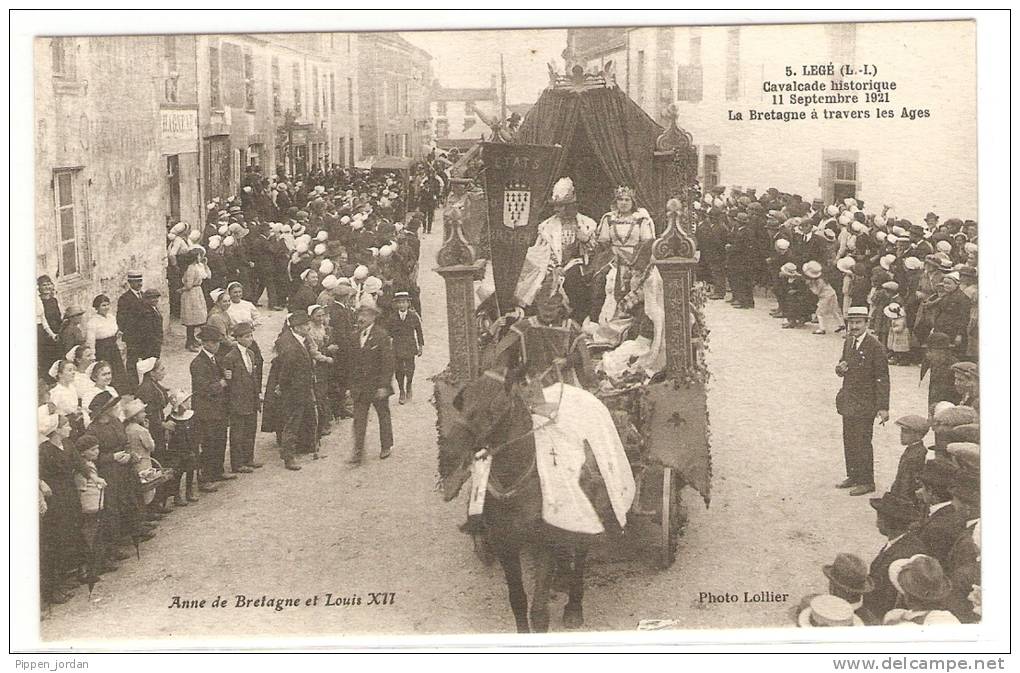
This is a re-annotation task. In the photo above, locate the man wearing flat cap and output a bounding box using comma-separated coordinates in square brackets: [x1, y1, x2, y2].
[928, 271, 972, 352]
[884, 416, 929, 510]
[863, 491, 927, 619]
[835, 306, 890, 496]
[219, 322, 264, 473]
[190, 326, 233, 488]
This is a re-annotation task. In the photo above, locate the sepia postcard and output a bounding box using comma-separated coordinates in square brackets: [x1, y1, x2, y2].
[9, 9, 1011, 656]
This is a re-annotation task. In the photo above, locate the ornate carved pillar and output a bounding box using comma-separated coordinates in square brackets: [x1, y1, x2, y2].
[652, 104, 700, 377]
[435, 207, 486, 383]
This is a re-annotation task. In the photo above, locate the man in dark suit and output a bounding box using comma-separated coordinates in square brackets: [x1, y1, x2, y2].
[929, 273, 973, 350]
[912, 457, 965, 568]
[863, 492, 927, 620]
[190, 326, 234, 488]
[388, 291, 424, 404]
[347, 297, 395, 465]
[117, 270, 147, 392]
[697, 210, 729, 299]
[327, 284, 357, 420]
[835, 307, 891, 495]
[274, 312, 318, 470]
[219, 322, 264, 474]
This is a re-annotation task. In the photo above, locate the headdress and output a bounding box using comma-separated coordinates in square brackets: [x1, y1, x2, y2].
[550, 177, 577, 205]
[614, 185, 635, 201]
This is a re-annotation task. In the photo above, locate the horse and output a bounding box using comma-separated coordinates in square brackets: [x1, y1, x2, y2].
[436, 367, 624, 633]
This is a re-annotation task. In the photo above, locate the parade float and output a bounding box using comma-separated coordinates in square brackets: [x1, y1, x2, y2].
[433, 62, 711, 570]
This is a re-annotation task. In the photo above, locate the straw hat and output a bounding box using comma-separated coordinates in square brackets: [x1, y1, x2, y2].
[121, 397, 147, 420]
[802, 261, 823, 279]
[836, 257, 856, 274]
[797, 595, 862, 627]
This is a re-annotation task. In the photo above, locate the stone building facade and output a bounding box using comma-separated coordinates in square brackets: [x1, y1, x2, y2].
[357, 33, 433, 161]
[35, 32, 365, 317]
[35, 35, 171, 316]
[430, 78, 499, 151]
[620, 22, 977, 219]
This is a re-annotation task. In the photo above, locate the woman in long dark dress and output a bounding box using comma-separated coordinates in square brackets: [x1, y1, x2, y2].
[80, 391, 153, 572]
[134, 357, 176, 512]
[37, 275, 63, 383]
[38, 411, 88, 604]
[87, 294, 129, 394]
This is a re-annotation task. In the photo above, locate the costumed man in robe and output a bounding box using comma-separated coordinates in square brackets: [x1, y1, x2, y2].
[492, 278, 596, 393]
[534, 177, 599, 324]
[589, 186, 666, 378]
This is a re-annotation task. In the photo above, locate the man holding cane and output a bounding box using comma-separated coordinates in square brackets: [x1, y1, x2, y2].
[835, 306, 890, 496]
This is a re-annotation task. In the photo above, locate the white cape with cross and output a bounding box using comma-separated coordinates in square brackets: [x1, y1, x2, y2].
[531, 383, 636, 534]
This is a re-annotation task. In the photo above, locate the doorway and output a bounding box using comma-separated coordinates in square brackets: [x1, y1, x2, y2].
[167, 154, 181, 223]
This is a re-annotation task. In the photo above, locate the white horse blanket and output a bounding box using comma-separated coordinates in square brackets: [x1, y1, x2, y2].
[472, 383, 635, 534]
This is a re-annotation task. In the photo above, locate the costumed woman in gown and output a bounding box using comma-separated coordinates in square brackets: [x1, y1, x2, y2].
[590, 186, 666, 377]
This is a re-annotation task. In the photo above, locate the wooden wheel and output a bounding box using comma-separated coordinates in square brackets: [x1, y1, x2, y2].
[659, 467, 676, 568]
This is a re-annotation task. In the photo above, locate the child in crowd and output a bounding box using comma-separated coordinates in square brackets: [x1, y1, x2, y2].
[802, 261, 844, 335]
[778, 263, 812, 329]
[884, 302, 912, 365]
[166, 394, 199, 505]
[73, 435, 106, 584]
[888, 414, 930, 509]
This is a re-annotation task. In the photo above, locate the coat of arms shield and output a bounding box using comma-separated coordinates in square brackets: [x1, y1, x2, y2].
[503, 181, 531, 229]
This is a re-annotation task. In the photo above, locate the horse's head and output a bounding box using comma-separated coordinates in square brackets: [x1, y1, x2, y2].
[436, 368, 521, 502]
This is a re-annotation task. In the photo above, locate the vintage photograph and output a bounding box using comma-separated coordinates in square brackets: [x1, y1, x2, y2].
[25, 15, 987, 646]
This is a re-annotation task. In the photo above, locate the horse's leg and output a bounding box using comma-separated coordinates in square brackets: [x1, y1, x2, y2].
[498, 548, 530, 633]
[563, 546, 587, 629]
[529, 546, 555, 633]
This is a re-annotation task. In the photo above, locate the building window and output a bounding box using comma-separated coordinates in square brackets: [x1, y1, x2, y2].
[347, 77, 353, 112]
[463, 116, 477, 132]
[830, 160, 858, 202]
[725, 28, 740, 101]
[636, 50, 646, 107]
[271, 57, 281, 116]
[436, 101, 447, 115]
[436, 119, 449, 139]
[292, 63, 302, 116]
[821, 150, 861, 205]
[53, 169, 88, 279]
[323, 75, 328, 116]
[244, 51, 256, 111]
[402, 82, 409, 114]
[703, 153, 720, 191]
[677, 35, 702, 103]
[51, 38, 75, 78]
[330, 73, 336, 114]
[348, 135, 355, 165]
[402, 133, 409, 157]
[163, 36, 179, 103]
[312, 66, 320, 116]
[347, 35, 352, 54]
[677, 64, 703, 102]
[209, 46, 222, 110]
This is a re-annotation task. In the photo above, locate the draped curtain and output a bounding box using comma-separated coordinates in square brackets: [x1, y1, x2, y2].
[516, 86, 666, 232]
